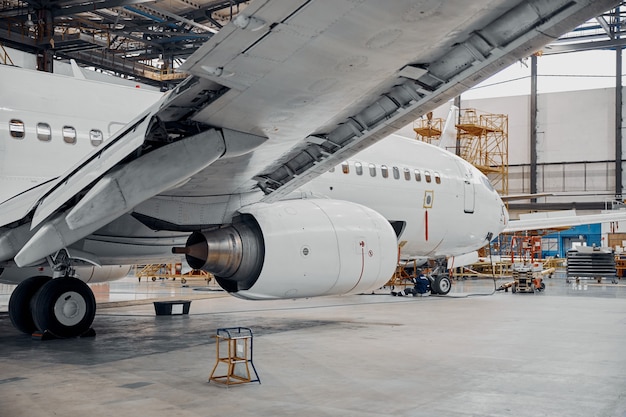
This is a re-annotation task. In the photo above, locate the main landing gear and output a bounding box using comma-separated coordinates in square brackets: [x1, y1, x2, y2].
[8, 252, 96, 339]
[391, 259, 452, 296]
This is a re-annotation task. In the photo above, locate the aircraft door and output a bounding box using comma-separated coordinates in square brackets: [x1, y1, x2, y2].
[455, 160, 475, 214]
[463, 178, 475, 213]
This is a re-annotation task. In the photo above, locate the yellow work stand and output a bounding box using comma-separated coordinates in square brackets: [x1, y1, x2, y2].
[209, 327, 260, 386]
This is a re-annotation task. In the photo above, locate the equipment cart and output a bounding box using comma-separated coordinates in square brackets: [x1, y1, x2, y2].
[512, 268, 545, 293]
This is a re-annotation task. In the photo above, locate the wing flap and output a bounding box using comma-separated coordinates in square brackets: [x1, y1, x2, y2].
[15, 129, 228, 267]
[0, 181, 54, 228]
[30, 111, 154, 228]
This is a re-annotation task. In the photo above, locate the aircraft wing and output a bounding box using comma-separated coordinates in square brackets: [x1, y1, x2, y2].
[500, 193, 554, 201]
[504, 210, 626, 233]
[1, 0, 620, 267]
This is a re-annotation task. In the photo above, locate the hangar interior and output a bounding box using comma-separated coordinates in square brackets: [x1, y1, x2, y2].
[1, 3, 626, 417]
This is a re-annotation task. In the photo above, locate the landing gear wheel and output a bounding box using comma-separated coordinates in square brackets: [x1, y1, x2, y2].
[32, 277, 96, 338]
[432, 276, 452, 295]
[8, 276, 51, 334]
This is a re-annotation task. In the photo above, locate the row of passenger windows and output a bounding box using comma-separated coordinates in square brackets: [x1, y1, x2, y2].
[332, 162, 442, 184]
[8, 119, 104, 146]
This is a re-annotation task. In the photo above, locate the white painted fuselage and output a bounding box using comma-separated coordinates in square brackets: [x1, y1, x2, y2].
[0, 65, 162, 203]
[307, 135, 508, 262]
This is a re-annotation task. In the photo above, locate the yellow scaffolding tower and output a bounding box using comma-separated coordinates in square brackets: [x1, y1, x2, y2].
[134, 263, 212, 284]
[413, 112, 444, 144]
[456, 108, 509, 196]
[0, 43, 14, 65]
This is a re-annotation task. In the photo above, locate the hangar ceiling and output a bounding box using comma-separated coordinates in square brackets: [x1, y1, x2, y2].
[0, 0, 249, 86]
[1, 1, 626, 88]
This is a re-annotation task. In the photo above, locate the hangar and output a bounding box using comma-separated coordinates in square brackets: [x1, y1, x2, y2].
[1, 1, 626, 416]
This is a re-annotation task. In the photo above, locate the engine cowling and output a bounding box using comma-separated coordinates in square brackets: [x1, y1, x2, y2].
[177, 199, 398, 300]
[0, 264, 132, 284]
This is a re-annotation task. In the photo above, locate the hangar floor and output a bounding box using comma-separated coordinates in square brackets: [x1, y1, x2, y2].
[1, 274, 626, 417]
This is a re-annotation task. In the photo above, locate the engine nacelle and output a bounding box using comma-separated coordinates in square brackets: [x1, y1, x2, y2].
[0, 264, 132, 284]
[177, 199, 398, 299]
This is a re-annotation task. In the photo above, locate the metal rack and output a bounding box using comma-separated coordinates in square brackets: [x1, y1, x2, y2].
[209, 327, 260, 386]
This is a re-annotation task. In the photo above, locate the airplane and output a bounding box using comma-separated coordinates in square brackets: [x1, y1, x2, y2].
[1, 0, 623, 339]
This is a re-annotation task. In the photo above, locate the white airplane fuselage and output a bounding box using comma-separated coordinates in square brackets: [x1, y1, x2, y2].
[308, 137, 508, 262]
[0, 65, 508, 282]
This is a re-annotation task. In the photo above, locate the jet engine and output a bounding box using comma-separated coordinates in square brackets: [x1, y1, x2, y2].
[174, 199, 398, 299]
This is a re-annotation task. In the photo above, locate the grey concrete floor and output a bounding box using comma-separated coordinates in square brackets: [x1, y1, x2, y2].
[1, 274, 626, 417]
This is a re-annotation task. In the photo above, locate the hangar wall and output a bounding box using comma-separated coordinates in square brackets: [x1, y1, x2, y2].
[465, 88, 618, 206]
[400, 87, 623, 209]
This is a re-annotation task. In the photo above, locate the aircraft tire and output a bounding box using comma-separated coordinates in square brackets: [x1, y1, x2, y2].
[32, 277, 96, 338]
[429, 279, 439, 295]
[432, 275, 451, 295]
[8, 276, 51, 334]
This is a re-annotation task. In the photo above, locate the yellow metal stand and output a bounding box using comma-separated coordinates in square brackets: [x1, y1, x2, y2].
[209, 327, 260, 386]
[413, 112, 444, 144]
[134, 263, 212, 284]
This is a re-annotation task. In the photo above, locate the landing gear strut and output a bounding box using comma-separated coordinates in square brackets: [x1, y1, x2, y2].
[8, 251, 97, 338]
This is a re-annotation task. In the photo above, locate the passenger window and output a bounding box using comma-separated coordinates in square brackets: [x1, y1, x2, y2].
[63, 126, 77, 144]
[9, 119, 25, 138]
[369, 163, 376, 177]
[355, 162, 363, 176]
[37, 123, 51, 141]
[392, 166, 400, 180]
[381, 165, 389, 178]
[341, 161, 349, 174]
[414, 169, 421, 182]
[425, 170, 432, 183]
[434, 172, 441, 184]
[90, 129, 103, 146]
[403, 168, 411, 181]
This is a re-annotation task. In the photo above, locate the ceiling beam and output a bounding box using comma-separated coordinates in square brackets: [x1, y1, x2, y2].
[138, 4, 217, 33]
[542, 38, 626, 54]
[53, 0, 156, 18]
[596, 15, 614, 38]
